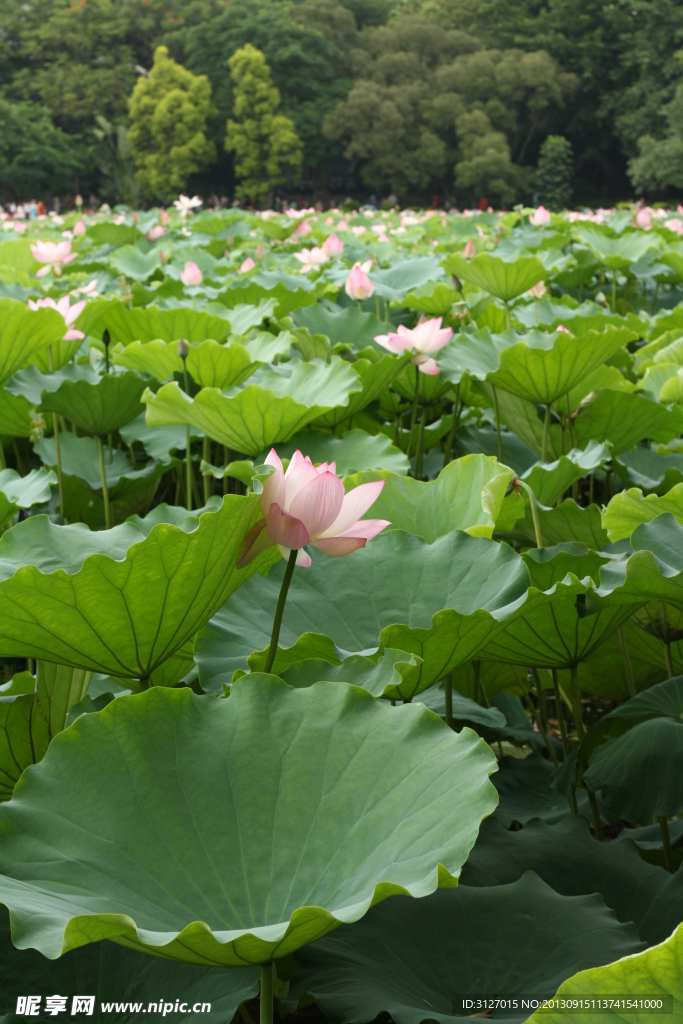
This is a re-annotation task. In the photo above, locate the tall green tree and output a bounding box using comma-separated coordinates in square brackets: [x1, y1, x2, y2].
[0, 99, 79, 200]
[225, 44, 302, 204]
[536, 135, 574, 209]
[629, 77, 683, 194]
[128, 45, 215, 203]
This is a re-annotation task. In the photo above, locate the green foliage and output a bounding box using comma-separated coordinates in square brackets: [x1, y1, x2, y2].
[0, 99, 79, 198]
[630, 79, 683, 194]
[537, 134, 574, 210]
[128, 45, 214, 202]
[225, 44, 302, 203]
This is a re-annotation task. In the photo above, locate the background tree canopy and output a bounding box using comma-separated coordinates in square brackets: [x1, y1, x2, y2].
[0, 0, 681, 204]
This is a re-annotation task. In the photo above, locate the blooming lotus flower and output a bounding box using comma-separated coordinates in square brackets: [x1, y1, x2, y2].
[292, 219, 311, 238]
[530, 206, 551, 226]
[147, 224, 165, 241]
[635, 206, 653, 230]
[345, 261, 374, 299]
[240, 450, 390, 568]
[665, 218, 683, 235]
[239, 257, 256, 273]
[73, 219, 86, 236]
[294, 246, 329, 273]
[528, 281, 547, 299]
[462, 239, 476, 258]
[322, 233, 344, 257]
[173, 194, 202, 218]
[180, 260, 203, 286]
[31, 240, 76, 277]
[28, 295, 85, 341]
[374, 316, 453, 375]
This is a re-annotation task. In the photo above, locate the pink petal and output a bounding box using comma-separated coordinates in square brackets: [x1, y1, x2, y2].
[289, 471, 345, 535]
[237, 519, 271, 567]
[332, 518, 391, 541]
[36, 266, 50, 278]
[64, 328, 85, 341]
[320, 480, 385, 537]
[417, 357, 440, 375]
[262, 449, 286, 509]
[311, 536, 367, 558]
[278, 546, 313, 568]
[265, 503, 310, 549]
[283, 450, 319, 504]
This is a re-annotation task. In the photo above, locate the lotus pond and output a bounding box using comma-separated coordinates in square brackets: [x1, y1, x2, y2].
[0, 202, 682, 1022]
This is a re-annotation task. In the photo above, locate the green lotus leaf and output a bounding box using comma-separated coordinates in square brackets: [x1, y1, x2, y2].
[120, 415, 200, 461]
[370, 256, 444, 299]
[109, 245, 162, 281]
[463, 817, 679, 944]
[0, 662, 90, 801]
[574, 391, 683, 453]
[0, 389, 33, 438]
[0, 300, 67, 384]
[197, 531, 530, 694]
[438, 327, 512, 384]
[0, 918, 258, 1024]
[278, 429, 409, 475]
[294, 301, 390, 351]
[293, 874, 641, 1024]
[401, 281, 461, 316]
[144, 358, 361, 455]
[278, 648, 423, 700]
[0, 678, 498, 965]
[316, 354, 410, 428]
[585, 717, 683, 821]
[0, 467, 55, 523]
[603, 675, 683, 726]
[599, 516, 683, 609]
[78, 301, 232, 344]
[220, 277, 319, 316]
[570, 623, 683, 701]
[0, 496, 271, 679]
[512, 500, 609, 549]
[444, 252, 546, 301]
[35, 432, 157, 491]
[617, 446, 683, 491]
[603, 486, 683, 542]
[639, 363, 683, 404]
[527, 923, 683, 1023]
[491, 754, 582, 825]
[574, 224, 661, 269]
[41, 370, 147, 435]
[114, 338, 256, 388]
[487, 327, 633, 405]
[346, 455, 514, 541]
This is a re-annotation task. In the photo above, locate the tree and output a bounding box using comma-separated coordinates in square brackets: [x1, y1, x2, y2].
[454, 109, 521, 207]
[128, 45, 214, 202]
[536, 134, 574, 209]
[225, 44, 302, 204]
[629, 79, 683, 194]
[0, 99, 80, 200]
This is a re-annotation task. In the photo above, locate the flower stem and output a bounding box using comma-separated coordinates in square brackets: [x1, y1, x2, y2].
[264, 549, 298, 674]
[542, 404, 551, 462]
[96, 435, 111, 529]
[259, 963, 273, 1024]
[491, 386, 503, 461]
[517, 480, 544, 548]
[444, 672, 454, 728]
[659, 816, 674, 872]
[202, 435, 211, 504]
[408, 365, 421, 469]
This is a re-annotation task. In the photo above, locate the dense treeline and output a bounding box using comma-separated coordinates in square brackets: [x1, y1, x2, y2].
[0, 0, 681, 205]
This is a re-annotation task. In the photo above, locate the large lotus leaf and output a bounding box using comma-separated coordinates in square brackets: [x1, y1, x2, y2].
[599, 516, 683, 609]
[603, 486, 683, 541]
[0, 679, 498, 965]
[585, 718, 683, 821]
[480, 567, 642, 670]
[0, 496, 271, 679]
[78, 301, 232, 344]
[0, 920, 258, 1024]
[275, 648, 423, 700]
[0, 468, 55, 523]
[278, 429, 409, 475]
[293, 875, 641, 1024]
[0, 389, 32, 438]
[574, 391, 683, 453]
[0, 300, 67, 384]
[491, 754, 581, 826]
[445, 252, 546, 301]
[369, 256, 444, 299]
[401, 281, 461, 316]
[463, 817, 678, 944]
[35, 431, 157, 491]
[294, 301, 390, 350]
[439, 327, 513, 384]
[570, 625, 683, 701]
[574, 225, 660, 269]
[604, 676, 683, 726]
[41, 370, 146, 435]
[316, 354, 410, 428]
[220, 277, 319, 316]
[511, 500, 609, 549]
[527, 923, 682, 1024]
[114, 339, 256, 389]
[143, 358, 361, 455]
[196, 530, 530, 694]
[0, 662, 90, 800]
[120, 415, 200, 461]
[488, 327, 633, 404]
[346, 455, 514, 541]
[109, 245, 162, 281]
[618, 446, 683, 492]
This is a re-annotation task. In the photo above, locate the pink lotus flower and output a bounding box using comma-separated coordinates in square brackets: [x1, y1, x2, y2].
[665, 218, 683, 235]
[528, 281, 547, 299]
[635, 206, 653, 230]
[180, 260, 203, 286]
[147, 224, 165, 241]
[240, 450, 390, 568]
[530, 206, 551, 226]
[294, 246, 329, 273]
[28, 295, 85, 341]
[345, 261, 374, 300]
[73, 219, 86, 236]
[322, 233, 344, 257]
[374, 316, 453, 375]
[31, 240, 76, 277]
[239, 257, 256, 273]
[292, 220, 311, 238]
[462, 239, 476, 258]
